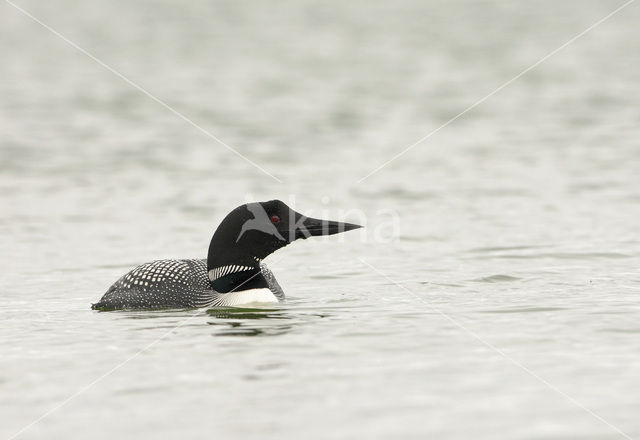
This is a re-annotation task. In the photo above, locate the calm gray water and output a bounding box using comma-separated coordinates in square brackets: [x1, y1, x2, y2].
[2, 0, 640, 438]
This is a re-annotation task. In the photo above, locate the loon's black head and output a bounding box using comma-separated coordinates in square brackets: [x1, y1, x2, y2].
[207, 199, 361, 273]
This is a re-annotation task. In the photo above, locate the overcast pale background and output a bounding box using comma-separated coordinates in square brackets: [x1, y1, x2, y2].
[1, 1, 640, 439]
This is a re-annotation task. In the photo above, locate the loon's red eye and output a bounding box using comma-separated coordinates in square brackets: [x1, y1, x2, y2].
[271, 215, 280, 224]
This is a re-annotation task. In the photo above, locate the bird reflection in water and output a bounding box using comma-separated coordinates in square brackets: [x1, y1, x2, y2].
[206, 307, 293, 337]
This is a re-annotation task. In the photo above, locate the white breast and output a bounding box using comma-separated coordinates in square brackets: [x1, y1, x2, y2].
[217, 288, 278, 306]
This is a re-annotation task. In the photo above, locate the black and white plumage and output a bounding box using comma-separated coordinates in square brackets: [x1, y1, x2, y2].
[93, 259, 284, 309]
[92, 200, 361, 310]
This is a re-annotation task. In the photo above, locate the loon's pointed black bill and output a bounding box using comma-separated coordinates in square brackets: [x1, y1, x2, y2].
[296, 215, 362, 239]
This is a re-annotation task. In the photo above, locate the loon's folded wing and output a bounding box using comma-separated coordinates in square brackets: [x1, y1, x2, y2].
[91, 259, 216, 310]
[260, 262, 285, 302]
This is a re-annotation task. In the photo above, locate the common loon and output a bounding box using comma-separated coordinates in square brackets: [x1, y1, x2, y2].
[92, 200, 361, 310]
